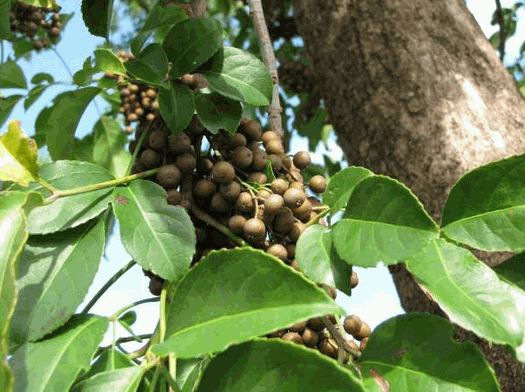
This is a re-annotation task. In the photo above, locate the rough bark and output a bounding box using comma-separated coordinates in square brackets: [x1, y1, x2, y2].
[289, 0, 525, 389]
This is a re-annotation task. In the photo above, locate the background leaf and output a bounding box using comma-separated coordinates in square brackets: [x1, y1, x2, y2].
[25, 161, 115, 234]
[0, 58, 27, 89]
[196, 339, 365, 392]
[194, 91, 241, 135]
[0, 95, 24, 129]
[10, 219, 105, 345]
[406, 239, 523, 347]
[441, 154, 525, 252]
[10, 314, 109, 392]
[111, 180, 196, 282]
[358, 313, 500, 392]
[0, 120, 39, 187]
[81, 0, 114, 38]
[201, 47, 273, 106]
[151, 248, 344, 358]
[163, 18, 223, 78]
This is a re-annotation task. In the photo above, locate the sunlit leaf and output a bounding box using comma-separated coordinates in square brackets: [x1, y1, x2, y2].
[71, 367, 143, 392]
[0, 59, 27, 89]
[322, 166, 373, 211]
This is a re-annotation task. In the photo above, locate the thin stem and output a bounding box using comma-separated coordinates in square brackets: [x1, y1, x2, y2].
[190, 203, 248, 246]
[160, 364, 182, 392]
[112, 297, 160, 320]
[94, 334, 152, 357]
[43, 168, 159, 205]
[126, 119, 153, 176]
[248, 0, 283, 137]
[169, 353, 176, 392]
[159, 286, 167, 343]
[149, 365, 162, 392]
[322, 316, 361, 359]
[37, 178, 57, 193]
[81, 260, 137, 314]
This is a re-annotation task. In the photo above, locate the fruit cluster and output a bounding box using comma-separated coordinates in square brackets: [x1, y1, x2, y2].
[9, 1, 62, 51]
[105, 51, 160, 135]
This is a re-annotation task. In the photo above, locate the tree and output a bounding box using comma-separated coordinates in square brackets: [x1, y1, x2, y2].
[1, 0, 525, 391]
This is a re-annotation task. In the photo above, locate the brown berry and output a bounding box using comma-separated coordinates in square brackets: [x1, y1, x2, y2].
[267, 244, 287, 262]
[281, 332, 303, 345]
[271, 178, 288, 195]
[264, 194, 284, 215]
[148, 130, 168, 151]
[228, 215, 246, 235]
[168, 132, 192, 155]
[211, 161, 235, 184]
[319, 338, 338, 358]
[236, 192, 254, 214]
[350, 270, 359, 289]
[293, 151, 311, 170]
[139, 148, 161, 169]
[194, 179, 217, 199]
[265, 139, 284, 155]
[302, 327, 319, 348]
[156, 164, 181, 189]
[310, 175, 327, 194]
[261, 131, 280, 145]
[231, 146, 253, 169]
[243, 218, 266, 243]
[355, 322, 371, 341]
[219, 181, 241, 201]
[166, 189, 182, 206]
[343, 315, 362, 336]
[283, 187, 306, 209]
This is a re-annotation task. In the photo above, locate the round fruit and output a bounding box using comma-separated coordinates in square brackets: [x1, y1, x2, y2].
[281, 332, 303, 345]
[149, 276, 164, 296]
[149, 129, 167, 151]
[273, 210, 295, 235]
[228, 215, 246, 235]
[139, 148, 161, 169]
[242, 119, 262, 140]
[243, 218, 266, 243]
[310, 175, 327, 194]
[283, 187, 306, 209]
[271, 178, 288, 195]
[168, 132, 192, 155]
[293, 150, 311, 170]
[290, 259, 300, 271]
[265, 139, 285, 155]
[347, 338, 360, 352]
[302, 327, 319, 348]
[194, 179, 217, 199]
[289, 221, 306, 242]
[264, 194, 284, 215]
[251, 150, 267, 171]
[175, 152, 197, 173]
[49, 26, 60, 38]
[323, 285, 337, 299]
[266, 329, 286, 338]
[292, 198, 312, 222]
[229, 133, 247, 148]
[360, 337, 369, 351]
[247, 172, 267, 184]
[197, 157, 213, 175]
[211, 161, 235, 184]
[166, 189, 182, 206]
[343, 315, 362, 336]
[267, 243, 287, 262]
[236, 192, 254, 214]
[210, 193, 231, 213]
[350, 270, 359, 289]
[231, 146, 253, 169]
[288, 320, 307, 333]
[268, 154, 282, 172]
[285, 243, 295, 260]
[156, 164, 181, 189]
[308, 317, 325, 331]
[355, 322, 371, 341]
[219, 181, 241, 201]
[319, 338, 338, 359]
[261, 131, 280, 145]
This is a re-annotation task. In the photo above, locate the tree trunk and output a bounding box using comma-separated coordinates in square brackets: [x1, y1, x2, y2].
[289, 0, 525, 389]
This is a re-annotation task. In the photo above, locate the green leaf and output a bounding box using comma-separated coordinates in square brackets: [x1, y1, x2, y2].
[406, 239, 523, 347]
[178, 357, 210, 392]
[38, 87, 101, 160]
[81, 0, 114, 38]
[31, 73, 55, 85]
[163, 18, 223, 78]
[194, 91, 241, 135]
[90, 116, 131, 178]
[10, 219, 105, 345]
[25, 161, 115, 234]
[71, 367, 143, 392]
[322, 166, 373, 211]
[0, 95, 23, 129]
[119, 311, 137, 328]
[158, 82, 195, 135]
[73, 49, 126, 86]
[332, 175, 438, 267]
[151, 248, 344, 358]
[0, 59, 27, 89]
[493, 252, 525, 292]
[124, 44, 168, 86]
[358, 313, 500, 392]
[201, 47, 273, 107]
[24, 84, 48, 110]
[0, 191, 41, 392]
[296, 225, 354, 296]
[441, 154, 525, 252]
[11, 314, 109, 392]
[196, 339, 365, 392]
[0, 0, 13, 40]
[0, 120, 39, 187]
[78, 347, 137, 382]
[111, 180, 196, 282]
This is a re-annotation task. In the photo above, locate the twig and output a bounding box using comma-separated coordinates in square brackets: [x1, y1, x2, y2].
[494, 0, 506, 62]
[322, 316, 361, 359]
[248, 0, 284, 138]
[81, 260, 137, 314]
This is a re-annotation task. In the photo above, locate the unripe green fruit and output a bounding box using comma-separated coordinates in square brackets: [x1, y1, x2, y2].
[211, 161, 235, 184]
[310, 175, 327, 194]
[156, 164, 181, 189]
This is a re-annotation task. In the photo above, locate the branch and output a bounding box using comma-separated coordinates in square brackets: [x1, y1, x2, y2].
[248, 0, 284, 138]
[322, 316, 361, 359]
[494, 0, 506, 62]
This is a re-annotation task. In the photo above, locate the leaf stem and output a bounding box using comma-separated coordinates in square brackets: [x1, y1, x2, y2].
[43, 168, 159, 205]
[160, 364, 182, 392]
[112, 297, 160, 320]
[159, 285, 167, 343]
[81, 260, 137, 314]
[322, 315, 361, 359]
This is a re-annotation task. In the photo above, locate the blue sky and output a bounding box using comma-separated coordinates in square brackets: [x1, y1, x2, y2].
[2, 0, 521, 350]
